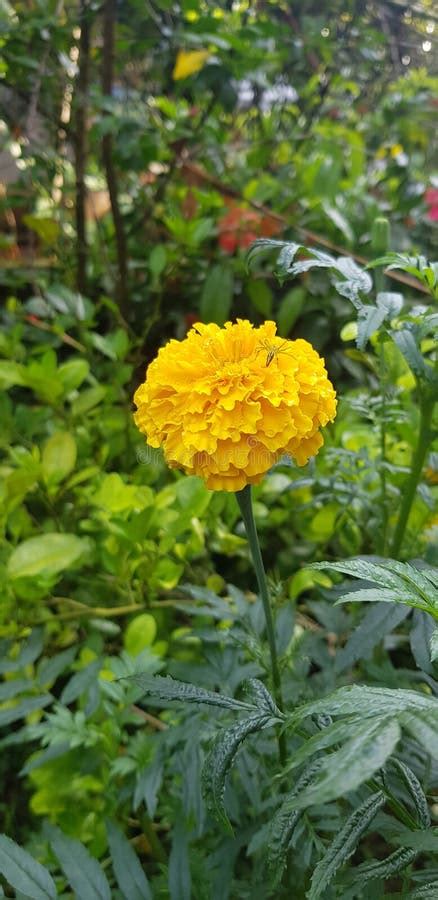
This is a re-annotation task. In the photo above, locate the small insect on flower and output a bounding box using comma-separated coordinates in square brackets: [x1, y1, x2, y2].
[256, 338, 292, 367]
[133, 319, 337, 491]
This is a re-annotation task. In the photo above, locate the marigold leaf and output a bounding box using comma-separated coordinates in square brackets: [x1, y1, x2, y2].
[129, 674, 254, 712]
[353, 847, 417, 886]
[202, 713, 273, 832]
[308, 791, 386, 900]
[0, 835, 56, 900]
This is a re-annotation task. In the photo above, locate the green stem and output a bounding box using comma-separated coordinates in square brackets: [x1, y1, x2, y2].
[236, 485, 286, 765]
[390, 396, 435, 558]
[379, 343, 389, 555]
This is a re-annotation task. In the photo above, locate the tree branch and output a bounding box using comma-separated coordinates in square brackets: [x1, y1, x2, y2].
[101, 0, 129, 317]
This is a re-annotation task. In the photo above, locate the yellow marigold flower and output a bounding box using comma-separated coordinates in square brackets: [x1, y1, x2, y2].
[133, 320, 337, 492]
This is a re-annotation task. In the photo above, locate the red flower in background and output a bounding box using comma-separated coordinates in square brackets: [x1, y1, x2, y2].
[218, 203, 281, 254]
[425, 188, 438, 222]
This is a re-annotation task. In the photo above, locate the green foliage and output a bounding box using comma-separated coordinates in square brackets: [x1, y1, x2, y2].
[308, 791, 385, 899]
[1, 0, 438, 896]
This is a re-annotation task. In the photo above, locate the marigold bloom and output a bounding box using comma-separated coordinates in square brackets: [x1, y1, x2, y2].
[133, 320, 337, 491]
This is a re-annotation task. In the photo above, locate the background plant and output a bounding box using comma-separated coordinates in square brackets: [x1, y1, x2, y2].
[1, 0, 438, 897]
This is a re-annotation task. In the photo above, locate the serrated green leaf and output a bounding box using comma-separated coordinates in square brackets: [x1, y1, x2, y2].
[129, 674, 254, 712]
[353, 847, 417, 886]
[312, 558, 438, 615]
[335, 603, 410, 673]
[400, 711, 438, 759]
[392, 328, 435, 382]
[411, 880, 438, 899]
[308, 791, 385, 900]
[106, 820, 152, 900]
[0, 835, 56, 899]
[49, 828, 111, 900]
[291, 684, 438, 723]
[389, 759, 430, 828]
[242, 678, 281, 717]
[245, 239, 288, 272]
[281, 718, 400, 810]
[357, 305, 387, 350]
[335, 588, 418, 607]
[282, 716, 374, 776]
[202, 714, 273, 831]
[0, 694, 52, 727]
[268, 760, 322, 888]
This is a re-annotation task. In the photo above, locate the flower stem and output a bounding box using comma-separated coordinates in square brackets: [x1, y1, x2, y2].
[390, 395, 435, 558]
[236, 485, 286, 766]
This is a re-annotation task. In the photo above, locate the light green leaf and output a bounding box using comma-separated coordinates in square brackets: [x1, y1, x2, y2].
[7, 534, 88, 579]
[0, 834, 56, 899]
[58, 359, 90, 393]
[42, 432, 77, 485]
[0, 361, 27, 390]
[71, 385, 106, 416]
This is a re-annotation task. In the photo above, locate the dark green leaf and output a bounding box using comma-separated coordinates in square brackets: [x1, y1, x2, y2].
[49, 828, 111, 900]
[336, 603, 410, 672]
[353, 847, 417, 885]
[60, 659, 101, 705]
[129, 674, 254, 712]
[168, 821, 191, 900]
[282, 718, 400, 809]
[0, 695, 52, 728]
[308, 791, 385, 899]
[106, 820, 152, 900]
[203, 714, 273, 831]
[389, 759, 430, 827]
[200, 265, 234, 326]
[267, 760, 322, 888]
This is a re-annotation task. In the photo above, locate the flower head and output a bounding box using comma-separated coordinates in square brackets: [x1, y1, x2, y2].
[133, 320, 337, 491]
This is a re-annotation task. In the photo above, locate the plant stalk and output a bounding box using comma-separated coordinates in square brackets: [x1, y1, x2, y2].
[390, 395, 435, 558]
[236, 485, 286, 765]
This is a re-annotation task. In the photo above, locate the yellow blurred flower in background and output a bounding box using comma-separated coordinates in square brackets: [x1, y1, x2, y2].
[173, 49, 210, 80]
[133, 320, 337, 491]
